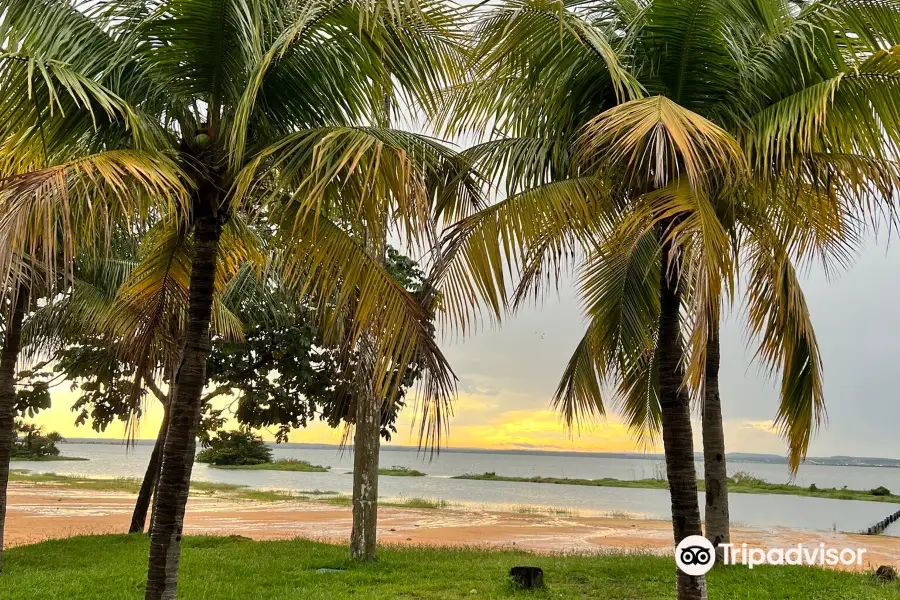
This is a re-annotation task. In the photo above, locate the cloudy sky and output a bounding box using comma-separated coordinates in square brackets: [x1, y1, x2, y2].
[34, 233, 900, 460]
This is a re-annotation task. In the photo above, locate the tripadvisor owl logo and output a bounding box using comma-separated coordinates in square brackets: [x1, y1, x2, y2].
[675, 535, 716, 576]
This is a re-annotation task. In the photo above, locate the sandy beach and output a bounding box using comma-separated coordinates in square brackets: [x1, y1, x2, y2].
[6, 480, 899, 571]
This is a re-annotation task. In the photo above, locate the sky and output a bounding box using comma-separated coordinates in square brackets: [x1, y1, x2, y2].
[31, 233, 900, 460]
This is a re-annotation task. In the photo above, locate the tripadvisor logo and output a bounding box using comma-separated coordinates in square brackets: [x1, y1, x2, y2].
[675, 537, 868, 575]
[675, 536, 716, 576]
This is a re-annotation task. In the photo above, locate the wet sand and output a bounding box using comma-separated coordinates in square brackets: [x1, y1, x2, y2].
[6, 481, 899, 570]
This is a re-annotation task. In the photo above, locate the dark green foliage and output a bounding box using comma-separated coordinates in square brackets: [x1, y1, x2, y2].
[454, 473, 900, 503]
[207, 459, 328, 472]
[209, 245, 427, 443]
[195, 430, 272, 466]
[59, 344, 147, 432]
[11, 422, 62, 459]
[12, 361, 52, 419]
[378, 466, 426, 477]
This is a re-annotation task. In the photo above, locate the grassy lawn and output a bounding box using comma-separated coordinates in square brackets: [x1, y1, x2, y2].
[455, 472, 900, 504]
[1, 535, 897, 599]
[207, 459, 329, 472]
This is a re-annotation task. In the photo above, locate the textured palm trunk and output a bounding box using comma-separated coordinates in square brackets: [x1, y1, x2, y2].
[144, 212, 221, 600]
[350, 325, 381, 561]
[656, 237, 707, 600]
[130, 401, 170, 534]
[702, 321, 729, 556]
[0, 286, 27, 574]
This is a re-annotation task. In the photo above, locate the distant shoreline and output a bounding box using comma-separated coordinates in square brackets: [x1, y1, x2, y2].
[454, 472, 900, 504]
[58, 438, 900, 468]
[11, 456, 88, 462]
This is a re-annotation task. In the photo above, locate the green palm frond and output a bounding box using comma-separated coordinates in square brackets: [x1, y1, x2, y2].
[228, 0, 468, 168]
[552, 318, 609, 427]
[553, 225, 662, 440]
[437, 0, 637, 139]
[235, 126, 477, 249]
[435, 176, 610, 331]
[742, 46, 900, 175]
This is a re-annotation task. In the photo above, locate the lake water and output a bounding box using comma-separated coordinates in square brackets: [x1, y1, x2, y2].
[13, 442, 900, 537]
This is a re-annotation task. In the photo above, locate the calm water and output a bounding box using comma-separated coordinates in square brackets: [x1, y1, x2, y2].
[13, 442, 900, 537]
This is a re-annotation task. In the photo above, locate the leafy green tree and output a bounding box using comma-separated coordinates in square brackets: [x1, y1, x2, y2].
[437, 0, 900, 597]
[195, 430, 272, 466]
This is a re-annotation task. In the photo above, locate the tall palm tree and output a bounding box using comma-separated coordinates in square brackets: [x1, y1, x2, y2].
[436, 0, 900, 597]
[22, 215, 263, 534]
[0, 43, 186, 572]
[0, 1, 476, 597]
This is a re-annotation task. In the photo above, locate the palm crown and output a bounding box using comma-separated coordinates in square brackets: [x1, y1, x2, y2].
[0, 0, 485, 425]
[437, 0, 900, 467]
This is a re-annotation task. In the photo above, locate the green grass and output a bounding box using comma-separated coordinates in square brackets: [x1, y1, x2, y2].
[1, 535, 897, 599]
[207, 459, 329, 472]
[454, 472, 900, 504]
[383, 497, 451, 509]
[10, 455, 89, 462]
[378, 466, 427, 477]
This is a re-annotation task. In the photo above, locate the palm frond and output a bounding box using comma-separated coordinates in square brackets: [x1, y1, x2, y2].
[275, 213, 455, 448]
[745, 236, 825, 471]
[435, 176, 610, 332]
[0, 150, 189, 294]
[579, 96, 748, 192]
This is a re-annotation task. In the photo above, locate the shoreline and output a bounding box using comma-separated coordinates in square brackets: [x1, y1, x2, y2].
[454, 472, 900, 504]
[6, 479, 900, 571]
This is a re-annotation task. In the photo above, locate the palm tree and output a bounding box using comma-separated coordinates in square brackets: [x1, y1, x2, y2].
[0, 43, 186, 572]
[436, 0, 900, 597]
[0, 1, 475, 596]
[23, 216, 262, 534]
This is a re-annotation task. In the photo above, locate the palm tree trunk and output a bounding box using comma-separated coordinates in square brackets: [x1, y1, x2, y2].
[144, 212, 221, 600]
[0, 285, 27, 574]
[656, 237, 707, 600]
[350, 327, 381, 561]
[130, 400, 170, 534]
[702, 320, 729, 555]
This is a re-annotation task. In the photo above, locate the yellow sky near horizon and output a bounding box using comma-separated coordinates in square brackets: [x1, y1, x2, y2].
[28, 383, 786, 455]
[30, 384, 658, 452]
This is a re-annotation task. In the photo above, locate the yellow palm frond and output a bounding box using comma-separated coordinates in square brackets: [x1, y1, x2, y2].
[745, 236, 825, 471]
[579, 96, 748, 192]
[0, 149, 189, 294]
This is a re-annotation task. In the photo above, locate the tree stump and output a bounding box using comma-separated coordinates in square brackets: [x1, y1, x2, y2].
[875, 566, 897, 582]
[509, 566, 544, 589]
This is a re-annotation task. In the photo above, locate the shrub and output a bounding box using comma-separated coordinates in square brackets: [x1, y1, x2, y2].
[809, 484, 818, 492]
[870, 486, 892, 497]
[11, 422, 62, 459]
[196, 430, 272, 466]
